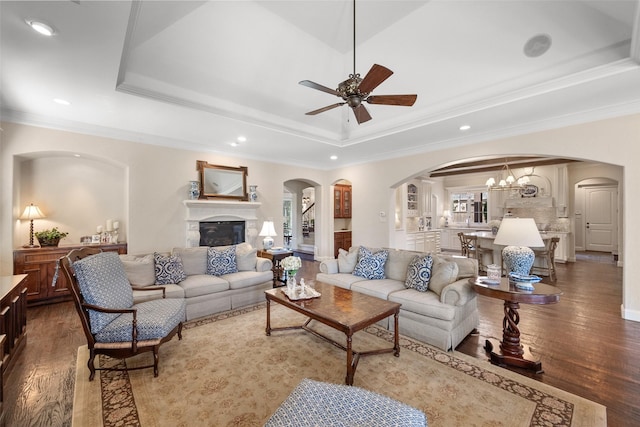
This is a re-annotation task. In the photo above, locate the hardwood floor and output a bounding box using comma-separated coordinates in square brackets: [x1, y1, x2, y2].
[4, 252, 639, 426]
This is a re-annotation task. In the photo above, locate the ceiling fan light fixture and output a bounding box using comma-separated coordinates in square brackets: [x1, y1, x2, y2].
[298, 0, 416, 125]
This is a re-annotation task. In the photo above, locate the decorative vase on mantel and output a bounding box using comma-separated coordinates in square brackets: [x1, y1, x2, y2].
[249, 185, 258, 202]
[188, 181, 200, 200]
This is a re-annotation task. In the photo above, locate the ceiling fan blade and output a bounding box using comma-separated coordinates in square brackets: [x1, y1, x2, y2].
[352, 104, 372, 124]
[358, 64, 393, 94]
[305, 103, 345, 115]
[366, 94, 417, 106]
[299, 80, 340, 97]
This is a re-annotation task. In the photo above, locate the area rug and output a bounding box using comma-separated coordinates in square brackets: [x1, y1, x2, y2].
[72, 303, 606, 427]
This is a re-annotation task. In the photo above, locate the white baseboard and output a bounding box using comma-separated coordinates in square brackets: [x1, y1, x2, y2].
[621, 304, 640, 322]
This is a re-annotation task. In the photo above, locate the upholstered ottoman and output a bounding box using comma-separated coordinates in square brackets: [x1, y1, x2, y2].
[264, 378, 427, 426]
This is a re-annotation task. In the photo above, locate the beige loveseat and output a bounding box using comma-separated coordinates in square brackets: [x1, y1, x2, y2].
[316, 246, 479, 351]
[119, 243, 273, 321]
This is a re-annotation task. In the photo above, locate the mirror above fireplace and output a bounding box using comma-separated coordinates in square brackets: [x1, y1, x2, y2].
[197, 160, 248, 201]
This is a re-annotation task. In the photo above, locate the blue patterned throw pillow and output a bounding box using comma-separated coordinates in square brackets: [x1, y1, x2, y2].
[154, 253, 187, 285]
[352, 247, 389, 280]
[405, 254, 433, 292]
[207, 246, 238, 276]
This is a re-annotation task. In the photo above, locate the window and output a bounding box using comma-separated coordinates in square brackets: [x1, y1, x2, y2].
[449, 189, 488, 225]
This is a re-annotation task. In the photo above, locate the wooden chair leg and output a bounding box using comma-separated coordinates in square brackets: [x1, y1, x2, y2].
[153, 346, 160, 377]
[88, 349, 97, 381]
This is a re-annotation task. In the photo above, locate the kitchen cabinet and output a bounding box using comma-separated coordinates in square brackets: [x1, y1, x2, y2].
[13, 243, 127, 305]
[422, 182, 432, 217]
[407, 183, 419, 217]
[424, 231, 441, 253]
[440, 229, 461, 251]
[334, 231, 352, 258]
[334, 184, 352, 218]
[406, 231, 441, 253]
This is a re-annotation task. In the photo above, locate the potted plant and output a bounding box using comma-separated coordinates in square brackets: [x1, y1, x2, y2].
[35, 227, 69, 247]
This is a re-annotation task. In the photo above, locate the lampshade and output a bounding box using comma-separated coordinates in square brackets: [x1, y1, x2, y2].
[494, 218, 543, 277]
[442, 210, 451, 218]
[20, 203, 45, 220]
[259, 220, 277, 250]
[494, 218, 543, 247]
[259, 221, 277, 237]
[20, 203, 45, 248]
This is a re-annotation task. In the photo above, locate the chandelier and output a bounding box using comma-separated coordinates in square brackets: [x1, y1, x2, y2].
[485, 161, 529, 191]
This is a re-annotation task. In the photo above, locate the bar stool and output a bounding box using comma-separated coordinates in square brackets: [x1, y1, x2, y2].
[458, 232, 492, 272]
[530, 237, 560, 283]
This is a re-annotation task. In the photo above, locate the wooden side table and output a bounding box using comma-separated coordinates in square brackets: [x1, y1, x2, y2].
[470, 277, 562, 373]
[257, 249, 293, 287]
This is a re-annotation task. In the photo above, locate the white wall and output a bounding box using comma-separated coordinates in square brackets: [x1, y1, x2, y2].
[1, 114, 639, 322]
[17, 154, 126, 245]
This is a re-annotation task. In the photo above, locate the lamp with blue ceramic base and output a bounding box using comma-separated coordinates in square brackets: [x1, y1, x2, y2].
[493, 218, 544, 289]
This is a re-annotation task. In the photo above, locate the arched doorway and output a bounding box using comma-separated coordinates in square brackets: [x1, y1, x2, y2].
[283, 179, 320, 260]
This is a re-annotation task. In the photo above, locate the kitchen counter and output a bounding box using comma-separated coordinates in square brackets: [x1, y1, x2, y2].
[462, 230, 570, 270]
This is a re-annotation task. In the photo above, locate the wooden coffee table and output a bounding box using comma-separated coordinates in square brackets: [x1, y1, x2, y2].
[265, 281, 401, 385]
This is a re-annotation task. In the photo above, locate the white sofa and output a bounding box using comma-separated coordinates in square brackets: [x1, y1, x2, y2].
[316, 246, 479, 351]
[119, 243, 273, 321]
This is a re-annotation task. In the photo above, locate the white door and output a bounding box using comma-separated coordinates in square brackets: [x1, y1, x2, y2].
[585, 186, 617, 252]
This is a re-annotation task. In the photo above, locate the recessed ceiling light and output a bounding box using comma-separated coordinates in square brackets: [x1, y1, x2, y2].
[237, 136, 247, 142]
[330, 155, 338, 160]
[74, 154, 81, 158]
[53, 98, 70, 106]
[230, 142, 239, 147]
[26, 20, 55, 36]
[459, 125, 471, 131]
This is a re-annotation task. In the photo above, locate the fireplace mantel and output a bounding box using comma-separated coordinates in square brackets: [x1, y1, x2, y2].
[183, 200, 261, 247]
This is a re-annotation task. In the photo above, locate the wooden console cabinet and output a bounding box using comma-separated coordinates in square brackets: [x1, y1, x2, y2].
[334, 231, 352, 258]
[13, 243, 127, 306]
[0, 275, 27, 375]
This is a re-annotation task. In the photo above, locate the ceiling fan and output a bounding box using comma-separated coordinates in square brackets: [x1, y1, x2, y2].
[299, 0, 417, 124]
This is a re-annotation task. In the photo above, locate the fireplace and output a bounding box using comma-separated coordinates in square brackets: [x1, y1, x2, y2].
[199, 221, 245, 246]
[183, 199, 261, 247]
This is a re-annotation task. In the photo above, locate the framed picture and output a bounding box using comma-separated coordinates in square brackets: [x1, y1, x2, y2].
[91, 234, 101, 243]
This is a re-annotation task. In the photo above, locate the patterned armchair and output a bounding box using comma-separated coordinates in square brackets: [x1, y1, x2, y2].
[59, 247, 186, 380]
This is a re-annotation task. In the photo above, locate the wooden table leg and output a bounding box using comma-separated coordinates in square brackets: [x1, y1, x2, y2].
[345, 334, 354, 386]
[484, 300, 543, 373]
[265, 298, 271, 336]
[393, 311, 400, 357]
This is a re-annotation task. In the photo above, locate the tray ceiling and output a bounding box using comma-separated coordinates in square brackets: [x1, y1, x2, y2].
[2, 1, 640, 168]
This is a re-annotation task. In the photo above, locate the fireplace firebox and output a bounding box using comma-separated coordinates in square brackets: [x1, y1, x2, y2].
[199, 221, 245, 246]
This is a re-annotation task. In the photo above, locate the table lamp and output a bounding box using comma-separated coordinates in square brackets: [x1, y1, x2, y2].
[20, 203, 46, 248]
[259, 220, 277, 250]
[493, 217, 543, 276]
[442, 210, 451, 227]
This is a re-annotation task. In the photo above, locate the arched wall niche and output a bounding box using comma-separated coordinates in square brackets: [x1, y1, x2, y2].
[13, 151, 128, 247]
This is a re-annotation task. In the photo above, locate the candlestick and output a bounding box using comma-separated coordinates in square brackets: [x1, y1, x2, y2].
[106, 219, 113, 231]
[113, 221, 119, 230]
[97, 225, 103, 233]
